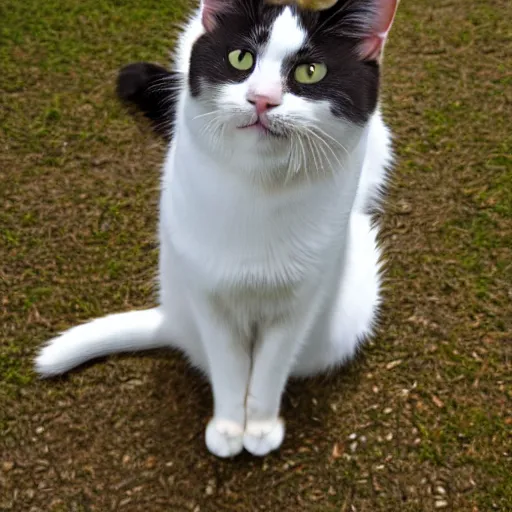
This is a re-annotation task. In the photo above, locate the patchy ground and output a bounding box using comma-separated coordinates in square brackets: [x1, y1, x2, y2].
[1, 0, 510, 510]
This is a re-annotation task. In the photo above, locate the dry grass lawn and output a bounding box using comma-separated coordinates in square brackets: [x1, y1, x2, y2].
[1, 0, 511, 510]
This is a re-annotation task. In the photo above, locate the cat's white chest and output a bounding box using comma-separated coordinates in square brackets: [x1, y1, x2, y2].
[160, 137, 349, 297]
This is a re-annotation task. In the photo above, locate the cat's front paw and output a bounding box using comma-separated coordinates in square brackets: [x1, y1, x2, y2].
[243, 418, 285, 456]
[205, 418, 244, 458]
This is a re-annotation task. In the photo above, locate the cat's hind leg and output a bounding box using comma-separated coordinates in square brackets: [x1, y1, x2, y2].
[292, 213, 382, 377]
[35, 307, 174, 377]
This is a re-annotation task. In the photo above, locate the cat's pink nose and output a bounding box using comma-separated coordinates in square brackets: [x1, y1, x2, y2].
[247, 93, 282, 115]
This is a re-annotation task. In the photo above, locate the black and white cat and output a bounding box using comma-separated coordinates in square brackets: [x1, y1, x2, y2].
[36, 0, 398, 458]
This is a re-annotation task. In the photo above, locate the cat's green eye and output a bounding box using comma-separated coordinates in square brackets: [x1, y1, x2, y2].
[294, 63, 327, 84]
[228, 49, 255, 71]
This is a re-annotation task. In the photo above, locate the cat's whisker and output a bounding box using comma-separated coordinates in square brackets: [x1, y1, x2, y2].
[316, 141, 335, 176]
[293, 134, 302, 177]
[309, 136, 329, 173]
[318, 135, 345, 171]
[200, 116, 221, 139]
[147, 77, 182, 95]
[298, 128, 320, 174]
[286, 135, 293, 182]
[300, 125, 344, 174]
[296, 131, 308, 174]
[303, 132, 320, 181]
[192, 109, 224, 121]
[310, 131, 334, 177]
[295, 133, 303, 174]
[311, 134, 342, 172]
[283, 136, 294, 185]
[157, 94, 180, 107]
[310, 125, 350, 156]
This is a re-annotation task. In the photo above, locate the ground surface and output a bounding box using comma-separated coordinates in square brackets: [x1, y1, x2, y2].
[1, 0, 511, 510]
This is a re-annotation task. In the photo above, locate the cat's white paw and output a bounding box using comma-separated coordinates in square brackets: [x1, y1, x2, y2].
[205, 418, 244, 458]
[243, 418, 285, 456]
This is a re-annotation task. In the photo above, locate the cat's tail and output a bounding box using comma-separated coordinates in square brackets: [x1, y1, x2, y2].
[35, 308, 169, 377]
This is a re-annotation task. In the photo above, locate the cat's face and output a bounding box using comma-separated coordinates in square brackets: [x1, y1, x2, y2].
[183, 0, 397, 176]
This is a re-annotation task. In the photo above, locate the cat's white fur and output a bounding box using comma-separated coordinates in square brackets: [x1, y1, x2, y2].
[35, 5, 393, 458]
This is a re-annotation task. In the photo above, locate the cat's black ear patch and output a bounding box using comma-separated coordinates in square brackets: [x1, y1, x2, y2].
[117, 62, 182, 141]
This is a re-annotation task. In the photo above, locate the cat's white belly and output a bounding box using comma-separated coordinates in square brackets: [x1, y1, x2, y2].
[159, 199, 343, 337]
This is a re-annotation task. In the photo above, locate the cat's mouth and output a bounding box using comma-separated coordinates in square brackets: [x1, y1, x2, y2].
[238, 118, 284, 138]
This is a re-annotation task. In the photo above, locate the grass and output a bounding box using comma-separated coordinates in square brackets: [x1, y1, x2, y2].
[1, 0, 511, 510]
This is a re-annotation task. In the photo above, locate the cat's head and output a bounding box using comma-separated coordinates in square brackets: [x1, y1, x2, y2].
[182, 0, 398, 179]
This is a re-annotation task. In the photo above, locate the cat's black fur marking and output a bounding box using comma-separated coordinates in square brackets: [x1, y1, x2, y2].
[190, 0, 380, 124]
[189, 2, 284, 97]
[117, 62, 179, 141]
[295, 3, 380, 122]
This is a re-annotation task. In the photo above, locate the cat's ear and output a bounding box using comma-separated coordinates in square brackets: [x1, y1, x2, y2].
[358, 0, 399, 61]
[201, 0, 229, 32]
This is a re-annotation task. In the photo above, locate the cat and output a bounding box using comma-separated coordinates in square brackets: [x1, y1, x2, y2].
[35, 0, 398, 458]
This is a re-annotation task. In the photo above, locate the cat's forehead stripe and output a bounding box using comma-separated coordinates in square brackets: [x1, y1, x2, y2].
[263, 8, 306, 61]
